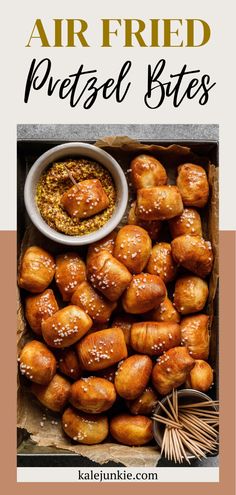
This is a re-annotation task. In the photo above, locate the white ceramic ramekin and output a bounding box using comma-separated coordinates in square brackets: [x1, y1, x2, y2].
[24, 142, 128, 246]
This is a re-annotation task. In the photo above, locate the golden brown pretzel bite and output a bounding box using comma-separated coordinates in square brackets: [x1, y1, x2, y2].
[42, 305, 92, 348]
[186, 359, 213, 392]
[152, 346, 195, 395]
[19, 340, 56, 385]
[86, 232, 116, 267]
[128, 201, 162, 241]
[87, 250, 132, 302]
[70, 376, 116, 413]
[169, 208, 202, 238]
[62, 408, 109, 444]
[130, 321, 181, 356]
[110, 414, 153, 446]
[147, 242, 176, 284]
[180, 314, 210, 360]
[131, 154, 167, 190]
[173, 275, 208, 315]
[136, 185, 183, 221]
[55, 253, 86, 301]
[18, 246, 55, 293]
[57, 348, 82, 381]
[177, 163, 209, 207]
[61, 179, 109, 220]
[126, 387, 158, 416]
[71, 281, 116, 323]
[25, 289, 59, 336]
[76, 327, 128, 371]
[114, 354, 153, 400]
[171, 234, 213, 278]
[149, 297, 180, 323]
[31, 374, 71, 412]
[122, 273, 166, 314]
[113, 225, 152, 274]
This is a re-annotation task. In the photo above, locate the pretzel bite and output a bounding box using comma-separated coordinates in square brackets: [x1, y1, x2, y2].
[42, 305, 92, 348]
[18, 246, 55, 293]
[177, 164, 209, 207]
[110, 414, 153, 446]
[62, 408, 109, 444]
[113, 225, 152, 274]
[122, 273, 166, 314]
[25, 289, 59, 336]
[70, 376, 116, 413]
[131, 154, 167, 190]
[71, 281, 116, 324]
[147, 242, 176, 284]
[57, 348, 82, 381]
[87, 250, 132, 302]
[180, 314, 210, 360]
[130, 321, 181, 356]
[76, 327, 128, 371]
[31, 374, 71, 412]
[111, 314, 137, 347]
[128, 201, 162, 241]
[186, 359, 213, 392]
[152, 346, 195, 395]
[114, 355, 153, 400]
[55, 253, 86, 302]
[149, 297, 180, 323]
[171, 235, 213, 278]
[127, 387, 158, 415]
[136, 186, 183, 221]
[174, 275, 208, 315]
[86, 232, 116, 267]
[60, 179, 109, 220]
[19, 340, 56, 385]
[169, 208, 202, 238]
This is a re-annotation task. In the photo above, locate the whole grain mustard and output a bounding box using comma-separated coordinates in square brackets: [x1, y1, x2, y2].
[36, 159, 116, 236]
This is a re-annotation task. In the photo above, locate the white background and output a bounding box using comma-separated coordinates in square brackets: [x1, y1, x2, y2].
[17, 466, 219, 483]
[1, 1, 235, 227]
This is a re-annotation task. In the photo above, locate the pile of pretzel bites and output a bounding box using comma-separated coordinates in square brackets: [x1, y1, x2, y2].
[18, 154, 214, 447]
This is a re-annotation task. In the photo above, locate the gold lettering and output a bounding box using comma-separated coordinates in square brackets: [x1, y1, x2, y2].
[66, 19, 89, 47]
[164, 19, 183, 47]
[26, 19, 50, 47]
[124, 19, 147, 47]
[102, 19, 122, 47]
[150, 19, 160, 47]
[186, 19, 211, 47]
[54, 19, 63, 47]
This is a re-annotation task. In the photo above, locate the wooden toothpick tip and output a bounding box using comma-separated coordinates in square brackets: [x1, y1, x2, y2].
[64, 165, 78, 186]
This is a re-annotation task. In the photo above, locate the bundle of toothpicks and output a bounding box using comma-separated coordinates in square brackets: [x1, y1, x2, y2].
[152, 390, 219, 464]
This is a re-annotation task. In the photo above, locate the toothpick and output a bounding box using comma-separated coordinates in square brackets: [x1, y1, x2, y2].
[155, 392, 219, 464]
[179, 401, 219, 408]
[172, 428, 183, 463]
[152, 415, 181, 429]
[157, 399, 178, 422]
[180, 413, 218, 437]
[161, 426, 167, 457]
[179, 416, 216, 446]
[64, 165, 78, 186]
[167, 395, 179, 422]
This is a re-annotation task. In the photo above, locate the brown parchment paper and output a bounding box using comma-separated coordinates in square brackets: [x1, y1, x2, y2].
[17, 135, 219, 467]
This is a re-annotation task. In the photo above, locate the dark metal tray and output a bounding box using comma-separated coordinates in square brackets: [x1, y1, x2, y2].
[17, 138, 219, 468]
